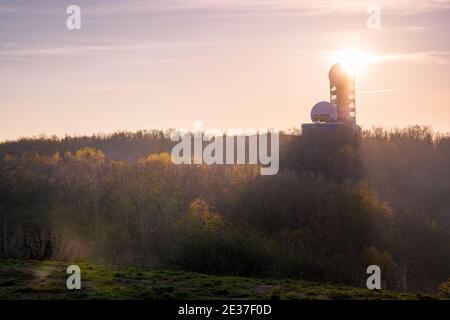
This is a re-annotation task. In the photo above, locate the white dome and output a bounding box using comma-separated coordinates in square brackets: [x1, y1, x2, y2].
[311, 101, 337, 122]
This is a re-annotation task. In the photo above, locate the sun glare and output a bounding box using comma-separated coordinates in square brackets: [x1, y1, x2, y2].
[332, 49, 378, 76]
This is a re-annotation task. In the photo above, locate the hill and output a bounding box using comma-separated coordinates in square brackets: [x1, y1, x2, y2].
[1, 126, 449, 293]
[0, 259, 427, 300]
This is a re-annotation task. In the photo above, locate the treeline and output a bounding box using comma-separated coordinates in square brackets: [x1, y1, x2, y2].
[0, 126, 449, 294]
[0, 130, 175, 162]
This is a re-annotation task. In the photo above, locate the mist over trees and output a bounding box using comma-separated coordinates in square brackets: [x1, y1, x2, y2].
[0, 126, 449, 294]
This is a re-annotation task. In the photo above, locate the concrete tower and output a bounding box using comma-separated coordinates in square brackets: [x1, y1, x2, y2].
[329, 63, 356, 125]
[302, 63, 359, 132]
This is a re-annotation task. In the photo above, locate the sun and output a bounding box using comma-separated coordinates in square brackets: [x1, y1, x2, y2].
[332, 49, 378, 76]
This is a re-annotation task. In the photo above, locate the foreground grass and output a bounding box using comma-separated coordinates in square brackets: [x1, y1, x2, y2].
[0, 259, 432, 300]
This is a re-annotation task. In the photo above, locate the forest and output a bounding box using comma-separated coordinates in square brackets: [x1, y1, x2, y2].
[0, 125, 449, 295]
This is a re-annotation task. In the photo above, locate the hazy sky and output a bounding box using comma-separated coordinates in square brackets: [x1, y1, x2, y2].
[1, 0, 449, 141]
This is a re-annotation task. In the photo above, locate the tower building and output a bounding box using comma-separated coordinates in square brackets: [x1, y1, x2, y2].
[329, 63, 356, 125]
[302, 63, 359, 132]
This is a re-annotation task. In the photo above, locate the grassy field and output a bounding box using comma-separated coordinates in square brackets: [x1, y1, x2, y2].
[0, 259, 435, 300]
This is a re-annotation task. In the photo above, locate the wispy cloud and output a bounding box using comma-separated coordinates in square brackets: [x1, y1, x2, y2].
[122, 58, 217, 65]
[0, 41, 229, 60]
[81, 82, 167, 92]
[0, 5, 20, 14]
[3, 1, 448, 19]
[320, 48, 450, 66]
[380, 51, 450, 65]
[359, 88, 400, 95]
[84, 0, 450, 18]
[381, 25, 435, 33]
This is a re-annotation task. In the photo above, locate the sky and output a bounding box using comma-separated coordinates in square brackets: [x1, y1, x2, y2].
[1, 0, 450, 141]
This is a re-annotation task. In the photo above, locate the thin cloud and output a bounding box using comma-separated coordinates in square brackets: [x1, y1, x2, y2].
[381, 25, 434, 33]
[81, 82, 167, 92]
[122, 57, 219, 65]
[0, 41, 229, 59]
[380, 51, 450, 65]
[0, 5, 20, 14]
[83, 0, 450, 18]
[359, 89, 400, 95]
[0, 56, 54, 63]
[320, 49, 450, 66]
[4, 1, 448, 19]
